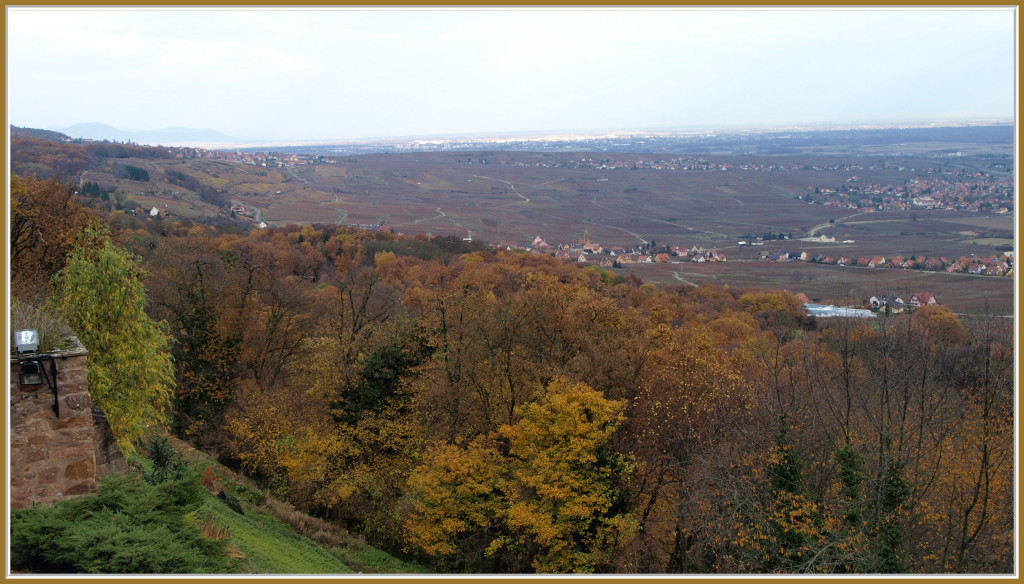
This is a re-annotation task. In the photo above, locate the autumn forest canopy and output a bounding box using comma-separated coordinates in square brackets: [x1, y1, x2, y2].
[8, 165, 1014, 573]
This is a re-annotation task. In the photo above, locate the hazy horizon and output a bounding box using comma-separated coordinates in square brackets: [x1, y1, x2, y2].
[28, 116, 1013, 149]
[8, 7, 1017, 143]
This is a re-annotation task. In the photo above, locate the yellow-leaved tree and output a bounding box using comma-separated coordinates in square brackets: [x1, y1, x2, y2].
[406, 377, 635, 573]
[404, 437, 510, 571]
[49, 226, 175, 455]
[500, 377, 635, 573]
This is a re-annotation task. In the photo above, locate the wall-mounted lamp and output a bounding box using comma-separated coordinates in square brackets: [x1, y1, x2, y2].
[19, 361, 45, 385]
[14, 329, 39, 354]
[15, 346, 60, 417]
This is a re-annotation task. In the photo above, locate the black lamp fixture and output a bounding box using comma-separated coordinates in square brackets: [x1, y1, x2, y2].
[13, 328, 60, 417]
[19, 360, 45, 386]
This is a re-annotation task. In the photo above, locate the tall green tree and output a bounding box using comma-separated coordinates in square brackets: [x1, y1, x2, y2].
[49, 226, 175, 454]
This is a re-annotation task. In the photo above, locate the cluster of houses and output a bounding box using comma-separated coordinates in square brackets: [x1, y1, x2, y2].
[760, 250, 1013, 277]
[493, 234, 1013, 279]
[502, 156, 880, 174]
[796, 291, 939, 318]
[944, 254, 1014, 276]
[230, 203, 256, 217]
[492, 156, 1011, 215]
[805, 173, 1013, 213]
[491, 236, 729, 268]
[866, 291, 939, 314]
[175, 148, 332, 168]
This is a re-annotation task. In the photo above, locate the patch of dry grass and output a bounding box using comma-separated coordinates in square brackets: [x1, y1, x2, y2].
[257, 494, 357, 549]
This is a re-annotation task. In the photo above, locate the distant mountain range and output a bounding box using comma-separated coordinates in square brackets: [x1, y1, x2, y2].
[48, 123, 240, 145]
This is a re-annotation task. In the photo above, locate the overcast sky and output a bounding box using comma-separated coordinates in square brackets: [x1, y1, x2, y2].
[6, 6, 1017, 142]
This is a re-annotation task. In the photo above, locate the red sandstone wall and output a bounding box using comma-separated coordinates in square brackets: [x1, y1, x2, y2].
[9, 339, 124, 509]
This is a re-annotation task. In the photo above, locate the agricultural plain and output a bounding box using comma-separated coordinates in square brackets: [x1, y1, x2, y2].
[76, 146, 1015, 315]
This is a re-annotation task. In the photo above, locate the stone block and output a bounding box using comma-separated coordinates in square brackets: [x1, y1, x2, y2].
[54, 445, 91, 460]
[64, 394, 87, 411]
[12, 383, 41, 395]
[33, 485, 55, 498]
[28, 409, 57, 423]
[10, 419, 37, 435]
[64, 457, 96, 481]
[9, 419, 30, 434]
[23, 448, 46, 464]
[64, 482, 96, 496]
[39, 466, 59, 483]
[62, 432, 95, 447]
[51, 415, 91, 431]
[14, 469, 37, 481]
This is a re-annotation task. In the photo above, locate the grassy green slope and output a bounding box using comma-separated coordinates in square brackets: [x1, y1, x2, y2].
[203, 496, 355, 574]
[173, 437, 428, 575]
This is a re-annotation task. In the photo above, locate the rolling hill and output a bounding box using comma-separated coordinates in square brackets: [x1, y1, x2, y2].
[52, 122, 240, 146]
